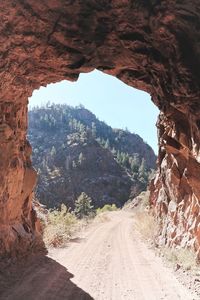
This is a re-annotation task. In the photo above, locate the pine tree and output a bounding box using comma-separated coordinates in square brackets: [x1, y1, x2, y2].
[130, 154, 140, 173]
[117, 150, 121, 163]
[50, 146, 56, 157]
[79, 123, 86, 133]
[72, 160, 77, 168]
[139, 158, 146, 175]
[78, 152, 85, 165]
[104, 138, 110, 149]
[72, 118, 77, 130]
[69, 119, 73, 130]
[121, 152, 126, 165]
[111, 147, 116, 155]
[65, 156, 71, 170]
[91, 122, 97, 138]
[131, 158, 139, 173]
[121, 152, 129, 167]
[74, 192, 94, 218]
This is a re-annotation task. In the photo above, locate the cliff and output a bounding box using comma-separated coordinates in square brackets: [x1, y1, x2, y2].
[28, 104, 156, 209]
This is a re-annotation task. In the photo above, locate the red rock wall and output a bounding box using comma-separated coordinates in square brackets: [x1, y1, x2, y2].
[0, 101, 42, 256]
[150, 108, 200, 257]
[0, 0, 200, 256]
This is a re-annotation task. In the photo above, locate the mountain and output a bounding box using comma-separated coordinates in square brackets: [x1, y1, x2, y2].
[28, 103, 156, 209]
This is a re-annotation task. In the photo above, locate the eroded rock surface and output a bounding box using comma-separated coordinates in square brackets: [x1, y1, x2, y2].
[0, 102, 43, 256]
[0, 0, 200, 256]
[150, 109, 200, 257]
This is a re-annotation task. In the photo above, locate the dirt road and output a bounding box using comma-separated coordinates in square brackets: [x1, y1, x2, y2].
[1, 211, 197, 300]
[50, 211, 196, 300]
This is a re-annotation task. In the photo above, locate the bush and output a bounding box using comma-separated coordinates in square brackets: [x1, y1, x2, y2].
[43, 204, 77, 247]
[96, 204, 118, 214]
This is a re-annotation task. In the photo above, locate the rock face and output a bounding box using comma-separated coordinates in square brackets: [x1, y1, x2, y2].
[150, 110, 200, 256]
[28, 104, 156, 209]
[0, 0, 200, 257]
[0, 102, 42, 256]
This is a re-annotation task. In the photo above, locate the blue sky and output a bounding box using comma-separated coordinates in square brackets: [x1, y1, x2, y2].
[29, 70, 159, 153]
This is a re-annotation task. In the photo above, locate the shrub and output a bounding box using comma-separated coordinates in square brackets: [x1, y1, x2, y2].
[96, 203, 118, 214]
[43, 204, 77, 247]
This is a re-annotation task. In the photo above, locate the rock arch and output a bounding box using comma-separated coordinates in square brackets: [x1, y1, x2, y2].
[0, 0, 200, 257]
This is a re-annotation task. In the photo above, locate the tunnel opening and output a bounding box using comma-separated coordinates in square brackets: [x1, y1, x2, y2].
[0, 0, 199, 264]
[28, 70, 158, 214]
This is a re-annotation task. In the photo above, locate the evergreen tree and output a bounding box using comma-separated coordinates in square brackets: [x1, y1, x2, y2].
[139, 158, 146, 176]
[121, 152, 129, 167]
[72, 118, 78, 130]
[117, 150, 121, 163]
[78, 152, 85, 165]
[130, 154, 140, 173]
[111, 147, 116, 155]
[74, 192, 94, 218]
[91, 122, 97, 138]
[104, 138, 110, 149]
[72, 160, 77, 168]
[79, 123, 86, 133]
[69, 118, 73, 130]
[65, 156, 71, 170]
[50, 146, 56, 157]
[80, 130, 87, 141]
[131, 158, 139, 173]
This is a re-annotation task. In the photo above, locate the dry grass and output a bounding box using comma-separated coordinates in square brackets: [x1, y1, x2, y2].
[130, 192, 198, 272]
[94, 204, 118, 223]
[43, 204, 77, 248]
[130, 191, 158, 243]
[94, 212, 111, 223]
[131, 191, 198, 271]
[133, 210, 158, 242]
[38, 201, 115, 248]
[161, 247, 197, 271]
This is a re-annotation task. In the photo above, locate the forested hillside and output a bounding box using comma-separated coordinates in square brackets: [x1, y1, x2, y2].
[28, 103, 156, 209]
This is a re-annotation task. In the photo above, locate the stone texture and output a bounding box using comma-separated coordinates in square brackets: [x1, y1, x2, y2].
[150, 109, 200, 257]
[0, 0, 200, 257]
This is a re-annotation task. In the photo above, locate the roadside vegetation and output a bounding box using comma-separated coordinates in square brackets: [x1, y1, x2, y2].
[39, 187, 198, 273]
[43, 204, 77, 247]
[37, 193, 119, 248]
[127, 191, 158, 242]
[161, 247, 197, 271]
[74, 192, 95, 219]
[96, 203, 118, 214]
[128, 191, 198, 271]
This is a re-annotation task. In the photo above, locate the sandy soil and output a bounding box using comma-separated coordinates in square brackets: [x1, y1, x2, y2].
[0, 211, 197, 300]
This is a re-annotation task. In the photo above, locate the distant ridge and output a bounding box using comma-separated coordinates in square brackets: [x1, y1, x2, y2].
[28, 103, 156, 208]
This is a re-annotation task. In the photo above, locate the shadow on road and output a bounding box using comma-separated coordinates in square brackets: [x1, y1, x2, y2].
[0, 255, 93, 300]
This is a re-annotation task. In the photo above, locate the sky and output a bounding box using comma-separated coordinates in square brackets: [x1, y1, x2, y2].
[29, 69, 159, 153]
